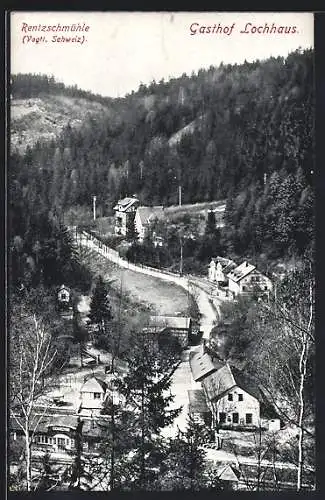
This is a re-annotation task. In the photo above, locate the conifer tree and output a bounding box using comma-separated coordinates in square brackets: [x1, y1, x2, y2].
[88, 275, 113, 335]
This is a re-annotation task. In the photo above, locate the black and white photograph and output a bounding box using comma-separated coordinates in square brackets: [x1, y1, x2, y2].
[8, 11, 315, 492]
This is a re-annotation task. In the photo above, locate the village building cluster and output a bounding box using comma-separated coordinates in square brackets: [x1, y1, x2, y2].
[208, 258, 273, 299]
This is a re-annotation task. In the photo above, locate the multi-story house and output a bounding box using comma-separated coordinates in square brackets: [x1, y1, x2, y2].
[227, 261, 272, 297]
[113, 196, 139, 236]
[201, 363, 261, 429]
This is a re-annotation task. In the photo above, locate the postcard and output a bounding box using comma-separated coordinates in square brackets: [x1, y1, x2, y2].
[8, 11, 315, 493]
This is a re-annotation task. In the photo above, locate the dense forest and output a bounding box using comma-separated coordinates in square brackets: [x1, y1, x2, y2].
[8, 49, 316, 492]
[11, 73, 115, 106]
[9, 48, 314, 286]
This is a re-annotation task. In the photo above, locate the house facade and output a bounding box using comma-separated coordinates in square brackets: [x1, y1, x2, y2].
[79, 376, 108, 414]
[227, 261, 272, 297]
[201, 363, 261, 430]
[57, 284, 72, 311]
[113, 196, 139, 236]
[134, 206, 165, 242]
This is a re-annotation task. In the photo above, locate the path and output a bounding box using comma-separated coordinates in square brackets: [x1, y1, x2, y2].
[71, 229, 224, 438]
[189, 282, 219, 340]
[161, 346, 203, 438]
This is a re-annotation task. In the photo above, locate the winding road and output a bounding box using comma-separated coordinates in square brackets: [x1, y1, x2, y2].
[72, 229, 221, 437]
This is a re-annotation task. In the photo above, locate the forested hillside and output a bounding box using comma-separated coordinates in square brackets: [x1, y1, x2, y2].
[9, 48, 314, 288]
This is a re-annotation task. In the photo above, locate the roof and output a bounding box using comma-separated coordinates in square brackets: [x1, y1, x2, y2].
[113, 197, 139, 212]
[202, 364, 236, 402]
[213, 464, 239, 482]
[189, 351, 223, 382]
[10, 413, 108, 439]
[10, 413, 80, 433]
[58, 284, 70, 292]
[80, 377, 107, 393]
[136, 206, 165, 227]
[227, 261, 256, 283]
[188, 389, 209, 413]
[147, 315, 191, 331]
[230, 366, 263, 402]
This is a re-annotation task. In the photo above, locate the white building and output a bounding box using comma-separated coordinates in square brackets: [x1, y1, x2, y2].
[208, 257, 236, 284]
[113, 196, 139, 236]
[79, 377, 108, 414]
[201, 363, 261, 429]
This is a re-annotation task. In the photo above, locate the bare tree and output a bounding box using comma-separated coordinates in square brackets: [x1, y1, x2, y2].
[10, 311, 57, 491]
[253, 266, 315, 491]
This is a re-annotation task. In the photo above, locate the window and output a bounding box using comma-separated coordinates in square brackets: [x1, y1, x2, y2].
[94, 392, 101, 399]
[232, 413, 239, 424]
[35, 435, 48, 444]
[57, 438, 66, 450]
[228, 393, 233, 401]
[238, 394, 243, 401]
[242, 286, 246, 291]
[246, 413, 253, 424]
[219, 412, 226, 424]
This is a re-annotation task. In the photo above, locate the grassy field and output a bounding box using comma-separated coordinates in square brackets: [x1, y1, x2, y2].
[163, 199, 226, 216]
[82, 250, 190, 316]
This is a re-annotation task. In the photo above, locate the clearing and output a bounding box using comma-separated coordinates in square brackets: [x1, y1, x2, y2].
[81, 249, 190, 316]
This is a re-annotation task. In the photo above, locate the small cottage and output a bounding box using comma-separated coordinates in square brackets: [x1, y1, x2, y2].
[79, 376, 108, 414]
[57, 284, 71, 310]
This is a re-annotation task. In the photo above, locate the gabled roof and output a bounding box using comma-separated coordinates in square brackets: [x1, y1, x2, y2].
[189, 351, 224, 382]
[202, 363, 264, 403]
[58, 284, 70, 292]
[113, 197, 139, 212]
[227, 261, 256, 283]
[213, 463, 240, 482]
[230, 366, 263, 402]
[80, 377, 107, 393]
[202, 363, 236, 401]
[136, 206, 165, 227]
[147, 315, 191, 331]
[188, 389, 209, 413]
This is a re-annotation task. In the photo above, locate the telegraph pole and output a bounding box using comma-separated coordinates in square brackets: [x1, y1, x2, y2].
[178, 185, 182, 206]
[93, 195, 97, 221]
